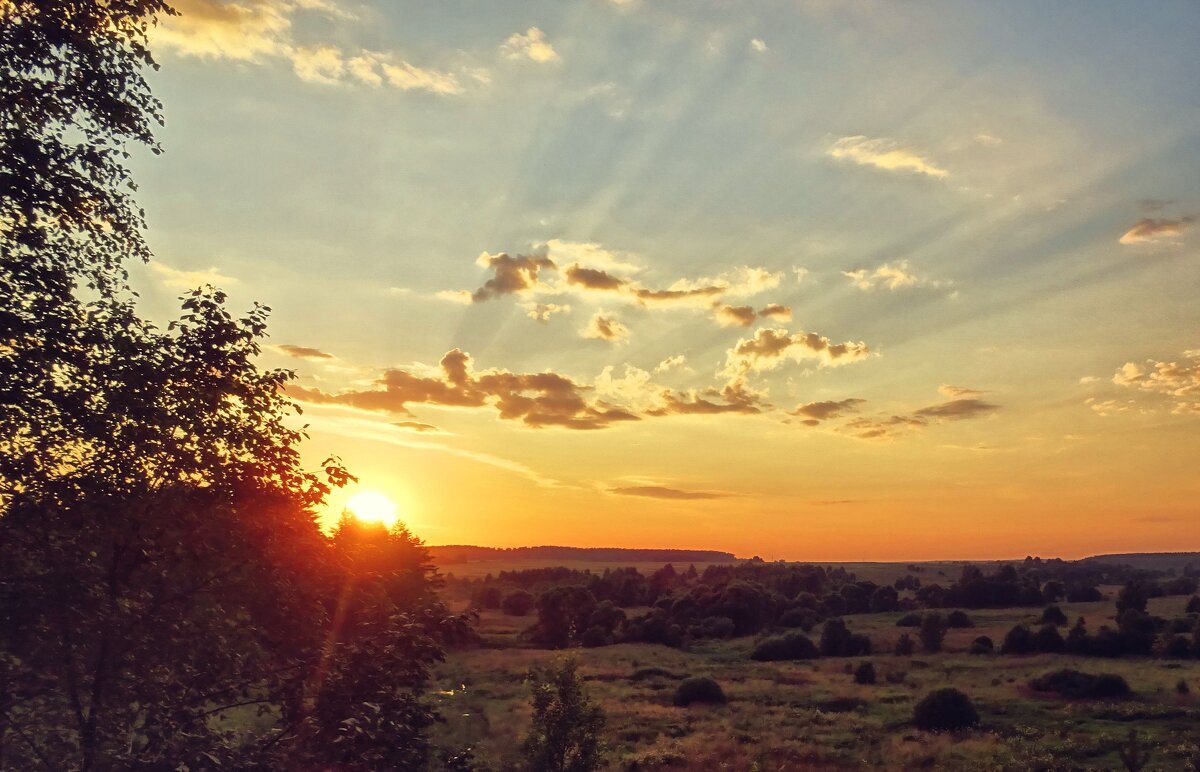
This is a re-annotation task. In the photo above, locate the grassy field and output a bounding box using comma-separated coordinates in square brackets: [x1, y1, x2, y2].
[431, 595, 1200, 770]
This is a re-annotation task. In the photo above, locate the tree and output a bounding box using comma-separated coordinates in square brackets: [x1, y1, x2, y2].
[920, 612, 947, 653]
[520, 659, 606, 772]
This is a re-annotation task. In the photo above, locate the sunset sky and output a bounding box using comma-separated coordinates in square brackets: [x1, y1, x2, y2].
[129, 0, 1199, 560]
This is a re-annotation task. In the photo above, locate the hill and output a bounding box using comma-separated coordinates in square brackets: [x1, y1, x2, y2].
[1080, 551, 1200, 571]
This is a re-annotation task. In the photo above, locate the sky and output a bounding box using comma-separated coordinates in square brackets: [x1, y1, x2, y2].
[129, 0, 1200, 560]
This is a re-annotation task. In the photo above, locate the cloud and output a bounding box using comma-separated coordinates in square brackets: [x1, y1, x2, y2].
[749, 38, 768, 53]
[392, 420, 439, 432]
[522, 302, 570, 322]
[1118, 217, 1194, 245]
[721, 327, 872, 382]
[566, 265, 627, 291]
[609, 485, 732, 500]
[714, 304, 758, 327]
[276, 344, 335, 360]
[501, 27, 559, 63]
[435, 289, 474, 304]
[792, 398, 865, 425]
[842, 260, 948, 292]
[470, 252, 557, 301]
[156, 0, 464, 94]
[1112, 349, 1200, 414]
[758, 304, 792, 322]
[654, 354, 688, 373]
[148, 260, 237, 290]
[828, 135, 948, 179]
[914, 398, 999, 420]
[839, 415, 927, 441]
[288, 348, 640, 430]
[938, 384, 985, 398]
[582, 312, 630, 344]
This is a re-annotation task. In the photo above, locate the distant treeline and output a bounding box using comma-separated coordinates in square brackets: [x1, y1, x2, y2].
[429, 545, 738, 564]
[1080, 552, 1200, 571]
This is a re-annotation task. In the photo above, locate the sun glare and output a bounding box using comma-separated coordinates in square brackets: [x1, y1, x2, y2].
[345, 490, 400, 528]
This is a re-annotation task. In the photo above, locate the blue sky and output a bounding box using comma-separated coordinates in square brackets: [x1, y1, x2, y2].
[128, 0, 1200, 558]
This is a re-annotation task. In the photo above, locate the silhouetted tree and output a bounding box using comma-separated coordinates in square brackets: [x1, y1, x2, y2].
[920, 612, 947, 653]
[520, 659, 606, 772]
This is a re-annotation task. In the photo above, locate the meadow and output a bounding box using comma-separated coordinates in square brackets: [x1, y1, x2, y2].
[432, 575, 1200, 771]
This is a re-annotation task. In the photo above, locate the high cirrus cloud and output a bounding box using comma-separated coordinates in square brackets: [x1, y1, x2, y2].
[609, 485, 732, 500]
[275, 344, 335, 360]
[156, 0, 466, 94]
[288, 349, 640, 430]
[827, 135, 948, 179]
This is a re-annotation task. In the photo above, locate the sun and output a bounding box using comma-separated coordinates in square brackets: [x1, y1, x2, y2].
[345, 490, 400, 528]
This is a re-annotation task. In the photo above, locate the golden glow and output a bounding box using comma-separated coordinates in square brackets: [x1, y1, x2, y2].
[345, 490, 400, 528]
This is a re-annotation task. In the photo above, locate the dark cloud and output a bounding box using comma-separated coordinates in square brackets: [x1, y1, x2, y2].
[277, 344, 335, 360]
[839, 415, 927, 440]
[582, 312, 629, 343]
[471, 252, 557, 301]
[758, 304, 792, 321]
[914, 398, 999, 419]
[714, 304, 757, 327]
[288, 348, 640, 430]
[609, 485, 731, 500]
[792, 398, 866, 425]
[634, 286, 724, 303]
[565, 265, 627, 291]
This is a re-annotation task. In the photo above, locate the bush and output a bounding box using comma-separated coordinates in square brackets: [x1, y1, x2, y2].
[1033, 624, 1065, 653]
[1165, 635, 1192, 659]
[1039, 605, 1068, 626]
[896, 613, 923, 627]
[673, 676, 727, 707]
[690, 615, 735, 639]
[946, 610, 974, 628]
[920, 612, 946, 653]
[751, 631, 819, 661]
[968, 636, 994, 655]
[894, 633, 915, 656]
[778, 607, 817, 631]
[501, 589, 535, 616]
[819, 619, 870, 657]
[521, 659, 606, 771]
[1178, 679, 1190, 695]
[580, 626, 612, 648]
[1028, 669, 1131, 700]
[854, 662, 877, 685]
[912, 688, 980, 732]
[1000, 624, 1035, 655]
[1187, 596, 1200, 614]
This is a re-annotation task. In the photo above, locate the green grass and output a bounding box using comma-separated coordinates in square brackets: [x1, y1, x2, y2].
[432, 595, 1200, 770]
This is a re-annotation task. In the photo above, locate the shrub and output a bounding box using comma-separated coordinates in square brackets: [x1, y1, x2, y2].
[920, 612, 947, 653]
[946, 610, 974, 628]
[751, 631, 819, 661]
[1187, 596, 1200, 614]
[778, 607, 817, 631]
[501, 589, 536, 617]
[690, 616, 735, 639]
[1028, 669, 1131, 700]
[521, 658, 606, 771]
[1039, 605, 1068, 626]
[580, 626, 612, 648]
[1165, 635, 1192, 659]
[854, 662, 877, 685]
[673, 676, 727, 707]
[1033, 624, 1065, 653]
[1000, 624, 1035, 655]
[1177, 679, 1190, 695]
[912, 688, 980, 732]
[896, 612, 923, 627]
[968, 636, 994, 655]
[894, 633, 915, 656]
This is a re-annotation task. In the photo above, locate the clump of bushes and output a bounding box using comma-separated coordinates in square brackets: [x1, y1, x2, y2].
[673, 676, 727, 706]
[969, 636, 994, 655]
[778, 607, 818, 631]
[819, 619, 871, 657]
[501, 589, 535, 616]
[896, 613, 923, 627]
[912, 688, 980, 732]
[1038, 605, 1068, 626]
[751, 631, 818, 661]
[1028, 669, 1131, 699]
[894, 633, 915, 656]
[854, 662, 876, 685]
[1000, 624, 1035, 654]
[946, 610, 974, 628]
[920, 612, 947, 653]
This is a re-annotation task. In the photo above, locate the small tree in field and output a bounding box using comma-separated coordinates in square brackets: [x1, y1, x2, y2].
[920, 612, 947, 653]
[521, 658, 606, 772]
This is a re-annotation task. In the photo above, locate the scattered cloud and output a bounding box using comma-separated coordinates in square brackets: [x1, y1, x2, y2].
[470, 252, 557, 302]
[842, 260, 948, 292]
[914, 398, 999, 420]
[582, 312, 630, 344]
[792, 398, 866, 425]
[722, 327, 872, 382]
[156, 0, 465, 94]
[288, 348, 640, 430]
[938, 384, 986, 398]
[828, 135, 948, 179]
[654, 354, 688, 374]
[758, 304, 792, 322]
[393, 420, 439, 433]
[435, 289, 474, 305]
[1078, 376, 1100, 385]
[148, 260, 237, 290]
[276, 344, 335, 360]
[714, 304, 758, 327]
[609, 485, 732, 500]
[1112, 349, 1200, 415]
[1118, 216, 1194, 245]
[501, 27, 560, 63]
[522, 302, 571, 322]
[749, 38, 769, 53]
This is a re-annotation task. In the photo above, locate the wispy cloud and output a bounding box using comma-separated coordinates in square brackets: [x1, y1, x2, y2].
[609, 485, 733, 500]
[1118, 216, 1194, 245]
[828, 135, 948, 179]
[501, 27, 560, 63]
[148, 260, 237, 290]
